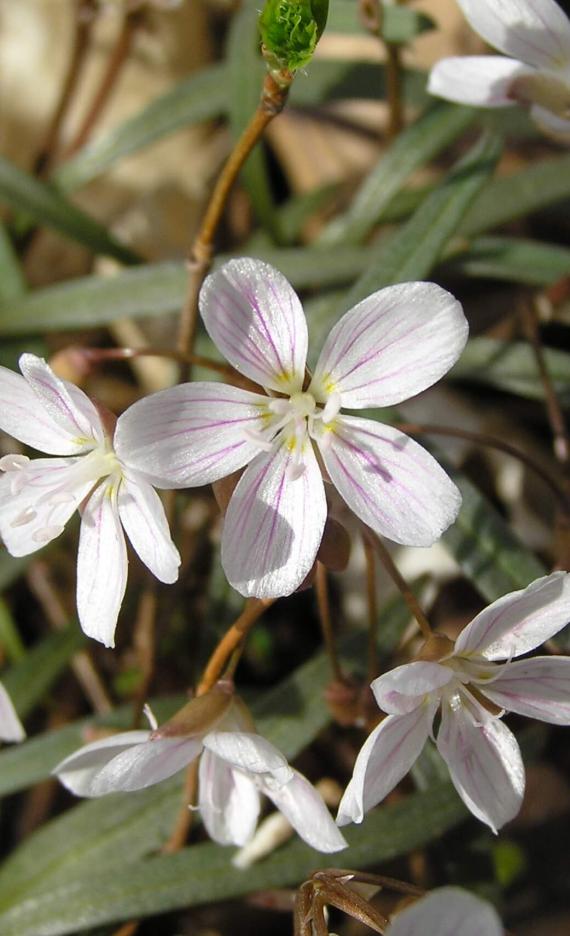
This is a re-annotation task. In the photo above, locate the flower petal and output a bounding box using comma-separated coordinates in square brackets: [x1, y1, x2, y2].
[428, 56, 529, 106]
[455, 571, 570, 660]
[0, 681, 25, 743]
[200, 258, 308, 393]
[114, 382, 269, 488]
[372, 662, 454, 715]
[199, 749, 261, 846]
[310, 282, 467, 409]
[202, 731, 293, 785]
[262, 769, 347, 853]
[436, 698, 525, 832]
[0, 365, 89, 455]
[318, 415, 461, 547]
[76, 481, 128, 648]
[484, 656, 570, 725]
[221, 439, 327, 598]
[117, 474, 180, 583]
[53, 731, 152, 796]
[18, 354, 104, 447]
[336, 707, 433, 826]
[388, 887, 504, 936]
[0, 459, 92, 557]
[531, 103, 570, 141]
[89, 736, 202, 795]
[456, 0, 570, 70]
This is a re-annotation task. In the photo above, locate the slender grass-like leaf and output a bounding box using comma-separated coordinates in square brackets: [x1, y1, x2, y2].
[444, 235, 570, 285]
[0, 224, 26, 301]
[327, 1, 435, 40]
[3, 628, 85, 720]
[450, 337, 570, 404]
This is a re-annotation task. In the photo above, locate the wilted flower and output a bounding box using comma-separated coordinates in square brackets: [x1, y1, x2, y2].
[0, 354, 180, 648]
[54, 684, 346, 853]
[428, 0, 570, 141]
[0, 682, 25, 743]
[116, 258, 468, 599]
[338, 572, 570, 833]
[386, 887, 503, 936]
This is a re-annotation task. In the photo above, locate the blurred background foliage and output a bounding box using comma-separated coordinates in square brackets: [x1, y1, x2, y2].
[1, 1, 570, 934]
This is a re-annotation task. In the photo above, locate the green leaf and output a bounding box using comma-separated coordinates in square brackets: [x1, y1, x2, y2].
[327, 0, 434, 41]
[319, 103, 475, 246]
[339, 130, 502, 312]
[444, 235, 570, 286]
[3, 627, 86, 721]
[461, 152, 570, 237]
[0, 554, 29, 593]
[54, 65, 227, 192]
[0, 157, 140, 264]
[0, 223, 26, 301]
[0, 598, 25, 663]
[0, 783, 466, 935]
[450, 337, 570, 404]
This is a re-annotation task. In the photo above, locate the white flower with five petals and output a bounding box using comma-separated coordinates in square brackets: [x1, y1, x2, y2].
[54, 689, 347, 854]
[428, 0, 570, 141]
[386, 887, 503, 936]
[116, 258, 468, 598]
[0, 354, 180, 648]
[338, 571, 570, 833]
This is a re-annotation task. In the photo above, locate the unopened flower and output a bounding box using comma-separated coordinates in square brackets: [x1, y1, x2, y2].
[116, 258, 468, 599]
[387, 887, 503, 936]
[0, 682, 25, 743]
[428, 0, 570, 141]
[54, 685, 346, 854]
[0, 354, 180, 648]
[338, 572, 570, 833]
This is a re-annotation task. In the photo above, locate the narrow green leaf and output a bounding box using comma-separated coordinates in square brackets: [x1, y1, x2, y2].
[450, 337, 570, 404]
[461, 152, 570, 237]
[0, 224, 26, 301]
[54, 65, 227, 192]
[327, 1, 435, 41]
[319, 104, 475, 246]
[0, 783, 466, 935]
[3, 627, 86, 720]
[444, 235, 570, 286]
[0, 598, 26, 663]
[0, 157, 140, 264]
[339, 131, 502, 312]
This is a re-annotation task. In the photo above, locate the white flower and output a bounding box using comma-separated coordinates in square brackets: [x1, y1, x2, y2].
[428, 0, 570, 141]
[54, 689, 347, 854]
[338, 571, 570, 833]
[116, 258, 468, 598]
[387, 887, 503, 936]
[0, 682, 25, 743]
[0, 354, 180, 648]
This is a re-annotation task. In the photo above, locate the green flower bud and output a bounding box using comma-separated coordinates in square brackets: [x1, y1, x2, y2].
[259, 0, 329, 73]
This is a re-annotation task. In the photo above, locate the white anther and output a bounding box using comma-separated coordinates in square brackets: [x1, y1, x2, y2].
[11, 507, 37, 528]
[143, 703, 158, 731]
[0, 454, 29, 472]
[243, 428, 274, 452]
[32, 524, 64, 544]
[320, 392, 341, 425]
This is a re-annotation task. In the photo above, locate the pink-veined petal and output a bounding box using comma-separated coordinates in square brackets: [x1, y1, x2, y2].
[77, 481, 128, 648]
[0, 365, 90, 455]
[19, 354, 104, 447]
[89, 735, 202, 795]
[0, 681, 24, 743]
[456, 0, 570, 70]
[436, 697, 525, 833]
[53, 731, 152, 796]
[372, 662, 454, 715]
[455, 571, 570, 660]
[319, 415, 461, 547]
[336, 706, 433, 826]
[310, 282, 467, 409]
[200, 258, 308, 394]
[428, 56, 530, 107]
[199, 749, 261, 846]
[261, 769, 347, 853]
[0, 458, 93, 557]
[531, 103, 570, 140]
[114, 382, 269, 489]
[483, 656, 570, 725]
[221, 439, 327, 598]
[117, 474, 180, 583]
[202, 731, 293, 785]
[388, 887, 504, 936]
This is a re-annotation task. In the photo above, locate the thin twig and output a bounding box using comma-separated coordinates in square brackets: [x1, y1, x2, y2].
[315, 562, 344, 683]
[79, 345, 248, 384]
[362, 529, 432, 640]
[522, 301, 570, 469]
[196, 598, 274, 696]
[34, 0, 98, 176]
[363, 535, 379, 681]
[176, 68, 293, 372]
[63, 7, 144, 158]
